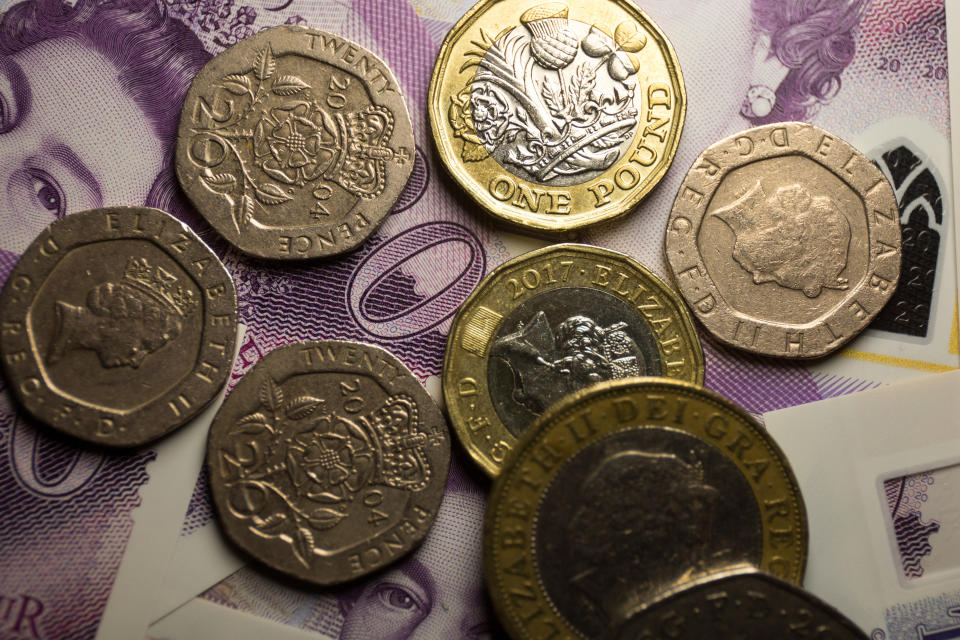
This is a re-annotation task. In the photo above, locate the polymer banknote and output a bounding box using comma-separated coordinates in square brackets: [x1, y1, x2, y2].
[0, 0, 955, 637]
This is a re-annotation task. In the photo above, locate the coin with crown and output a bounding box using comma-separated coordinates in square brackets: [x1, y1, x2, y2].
[443, 243, 703, 476]
[484, 378, 808, 640]
[206, 340, 450, 585]
[430, 0, 685, 233]
[0, 207, 238, 447]
[176, 25, 415, 260]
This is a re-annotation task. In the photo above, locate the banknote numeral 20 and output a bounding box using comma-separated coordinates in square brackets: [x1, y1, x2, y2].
[923, 64, 947, 81]
[877, 56, 901, 73]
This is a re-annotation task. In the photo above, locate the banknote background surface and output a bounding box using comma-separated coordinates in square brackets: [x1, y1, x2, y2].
[0, 0, 956, 637]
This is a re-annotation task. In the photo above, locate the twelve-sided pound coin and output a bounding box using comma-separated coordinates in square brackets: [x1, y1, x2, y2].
[0, 207, 238, 447]
[665, 122, 901, 358]
[177, 25, 415, 260]
[207, 340, 450, 585]
[484, 378, 807, 640]
[429, 0, 685, 232]
[444, 243, 703, 476]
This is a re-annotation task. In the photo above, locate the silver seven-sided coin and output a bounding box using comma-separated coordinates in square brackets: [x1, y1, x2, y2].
[206, 340, 450, 585]
[177, 25, 415, 260]
[0, 207, 238, 447]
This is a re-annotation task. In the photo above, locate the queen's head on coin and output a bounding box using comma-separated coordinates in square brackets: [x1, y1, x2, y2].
[564, 450, 720, 625]
[47, 257, 197, 369]
[0, 0, 210, 257]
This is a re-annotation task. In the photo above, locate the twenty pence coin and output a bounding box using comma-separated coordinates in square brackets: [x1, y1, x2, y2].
[443, 243, 703, 476]
[615, 567, 869, 640]
[484, 378, 808, 640]
[206, 340, 450, 585]
[177, 25, 415, 259]
[665, 122, 901, 358]
[429, 0, 685, 232]
[0, 207, 238, 446]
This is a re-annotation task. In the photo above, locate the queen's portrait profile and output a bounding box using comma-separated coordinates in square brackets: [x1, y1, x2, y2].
[47, 256, 197, 369]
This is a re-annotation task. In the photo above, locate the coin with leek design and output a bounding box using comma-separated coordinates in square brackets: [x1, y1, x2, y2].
[484, 378, 807, 640]
[665, 122, 901, 358]
[0, 207, 237, 447]
[444, 243, 703, 476]
[429, 0, 685, 232]
[206, 340, 450, 585]
[615, 567, 869, 640]
[177, 25, 415, 259]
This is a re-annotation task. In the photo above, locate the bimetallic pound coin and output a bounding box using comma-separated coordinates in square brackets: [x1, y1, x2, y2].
[429, 0, 685, 232]
[177, 26, 415, 260]
[207, 340, 450, 585]
[444, 244, 703, 476]
[484, 378, 807, 640]
[665, 122, 901, 358]
[0, 207, 238, 447]
[615, 568, 869, 639]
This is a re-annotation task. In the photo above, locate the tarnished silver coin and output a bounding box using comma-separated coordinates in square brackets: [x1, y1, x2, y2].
[207, 340, 450, 585]
[0, 207, 238, 447]
[665, 122, 901, 358]
[616, 568, 869, 639]
[177, 25, 415, 260]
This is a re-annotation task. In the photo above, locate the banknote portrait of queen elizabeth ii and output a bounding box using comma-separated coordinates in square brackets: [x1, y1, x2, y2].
[0, 0, 211, 263]
[0, 2, 214, 638]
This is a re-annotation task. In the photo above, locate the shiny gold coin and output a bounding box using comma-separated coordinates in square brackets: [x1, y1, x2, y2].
[443, 243, 703, 476]
[484, 378, 808, 640]
[177, 25, 414, 260]
[665, 122, 902, 358]
[428, 0, 685, 232]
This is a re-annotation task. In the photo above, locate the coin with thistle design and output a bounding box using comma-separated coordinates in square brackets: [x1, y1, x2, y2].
[430, 0, 685, 232]
[177, 25, 414, 259]
[206, 340, 450, 585]
[0, 207, 237, 446]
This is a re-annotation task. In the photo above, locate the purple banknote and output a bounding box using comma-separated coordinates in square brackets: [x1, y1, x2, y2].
[0, 0, 954, 637]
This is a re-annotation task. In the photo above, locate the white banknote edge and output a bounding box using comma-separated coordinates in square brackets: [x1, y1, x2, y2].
[764, 368, 960, 635]
[96, 387, 227, 640]
[148, 598, 319, 640]
[949, 0, 960, 289]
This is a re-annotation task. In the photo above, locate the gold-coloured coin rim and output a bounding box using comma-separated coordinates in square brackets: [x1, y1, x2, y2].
[484, 377, 809, 640]
[443, 243, 704, 476]
[428, 0, 686, 232]
[664, 121, 902, 358]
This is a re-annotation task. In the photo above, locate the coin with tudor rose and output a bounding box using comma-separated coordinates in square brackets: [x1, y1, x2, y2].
[206, 340, 450, 585]
[429, 0, 685, 232]
[665, 122, 901, 358]
[177, 25, 415, 259]
[0, 207, 237, 446]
